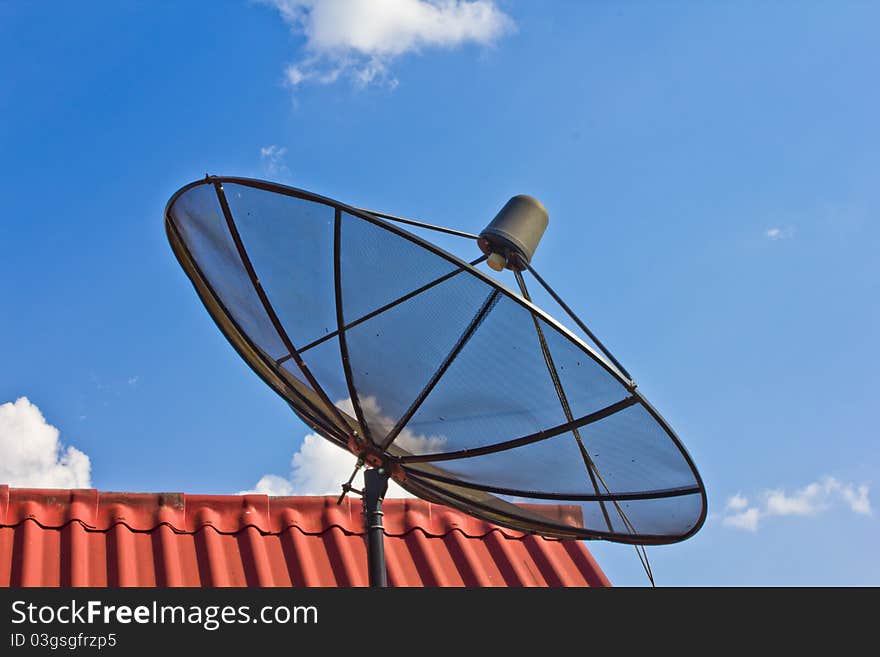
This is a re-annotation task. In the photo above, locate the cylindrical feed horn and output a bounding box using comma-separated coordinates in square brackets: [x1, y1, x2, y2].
[478, 195, 549, 271]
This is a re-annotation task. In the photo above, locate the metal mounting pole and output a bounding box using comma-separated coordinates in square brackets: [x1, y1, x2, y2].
[363, 468, 389, 588]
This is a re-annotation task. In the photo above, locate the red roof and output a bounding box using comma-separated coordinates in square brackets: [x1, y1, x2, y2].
[0, 486, 609, 587]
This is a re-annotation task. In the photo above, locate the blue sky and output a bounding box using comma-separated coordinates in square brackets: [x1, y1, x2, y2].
[1, 1, 877, 585]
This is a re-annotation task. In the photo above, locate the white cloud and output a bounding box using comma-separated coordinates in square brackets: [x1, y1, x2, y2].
[726, 492, 749, 512]
[764, 483, 826, 516]
[241, 432, 415, 497]
[264, 0, 515, 88]
[764, 477, 872, 518]
[840, 483, 872, 516]
[765, 225, 795, 240]
[721, 476, 872, 532]
[127, 376, 139, 386]
[722, 507, 760, 532]
[0, 397, 92, 488]
[260, 144, 290, 178]
[241, 396, 446, 497]
[338, 395, 447, 455]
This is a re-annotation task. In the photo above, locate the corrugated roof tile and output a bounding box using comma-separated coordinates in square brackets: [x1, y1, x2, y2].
[0, 485, 609, 587]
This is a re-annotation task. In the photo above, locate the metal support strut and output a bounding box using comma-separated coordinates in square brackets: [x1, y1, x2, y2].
[363, 468, 390, 588]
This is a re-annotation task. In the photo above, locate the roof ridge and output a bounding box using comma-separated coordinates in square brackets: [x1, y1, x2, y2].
[0, 486, 553, 538]
[0, 516, 547, 541]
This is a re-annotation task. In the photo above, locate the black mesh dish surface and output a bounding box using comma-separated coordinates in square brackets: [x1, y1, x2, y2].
[165, 177, 706, 544]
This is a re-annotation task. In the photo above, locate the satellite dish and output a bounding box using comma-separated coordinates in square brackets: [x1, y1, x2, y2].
[165, 176, 706, 586]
